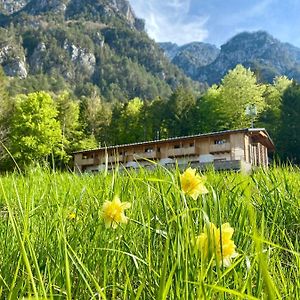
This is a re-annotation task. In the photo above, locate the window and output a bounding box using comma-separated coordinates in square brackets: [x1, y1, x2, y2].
[189, 142, 194, 147]
[145, 148, 154, 153]
[174, 144, 180, 149]
[157, 147, 160, 152]
[214, 139, 227, 145]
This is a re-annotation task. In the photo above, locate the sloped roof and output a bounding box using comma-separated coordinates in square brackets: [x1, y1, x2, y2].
[73, 128, 275, 154]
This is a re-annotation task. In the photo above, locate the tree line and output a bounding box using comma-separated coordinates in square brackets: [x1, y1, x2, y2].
[0, 64, 299, 170]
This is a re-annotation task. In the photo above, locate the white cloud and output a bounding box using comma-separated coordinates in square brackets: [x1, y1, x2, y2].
[248, 0, 275, 16]
[129, 0, 209, 45]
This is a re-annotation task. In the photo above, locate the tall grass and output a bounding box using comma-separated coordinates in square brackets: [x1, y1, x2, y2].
[0, 165, 299, 299]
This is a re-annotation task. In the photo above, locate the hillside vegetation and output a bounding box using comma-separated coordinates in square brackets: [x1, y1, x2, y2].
[0, 166, 299, 298]
[1, 64, 300, 171]
[0, 0, 197, 101]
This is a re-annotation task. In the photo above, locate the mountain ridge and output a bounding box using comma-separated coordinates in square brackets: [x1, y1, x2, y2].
[161, 31, 300, 84]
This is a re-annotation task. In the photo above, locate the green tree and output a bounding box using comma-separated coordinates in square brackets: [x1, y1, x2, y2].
[164, 87, 197, 137]
[258, 76, 292, 140]
[208, 64, 266, 130]
[0, 67, 10, 143]
[193, 85, 221, 134]
[140, 97, 168, 141]
[55, 92, 83, 153]
[9, 92, 64, 166]
[79, 95, 112, 144]
[53, 91, 98, 163]
[109, 97, 145, 144]
[277, 82, 300, 163]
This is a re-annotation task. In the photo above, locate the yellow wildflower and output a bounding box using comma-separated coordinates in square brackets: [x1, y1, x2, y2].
[180, 167, 208, 199]
[196, 222, 238, 267]
[68, 212, 76, 220]
[101, 196, 131, 229]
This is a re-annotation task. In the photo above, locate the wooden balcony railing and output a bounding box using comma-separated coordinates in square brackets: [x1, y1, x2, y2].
[133, 151, 157, 160]
[168, 146, 196, 157]
[76, 158, 95, 166]
[209, 143, 231, 153]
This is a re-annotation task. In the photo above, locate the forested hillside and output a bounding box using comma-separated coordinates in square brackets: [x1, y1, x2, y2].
[0, 0, 197, 101]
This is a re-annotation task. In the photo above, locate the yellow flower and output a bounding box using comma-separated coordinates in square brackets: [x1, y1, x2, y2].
[68, 212, 76, 220]
[101, 196, 131, 229]
[180, 167, 208, 199]
[196, 222, 238, 267]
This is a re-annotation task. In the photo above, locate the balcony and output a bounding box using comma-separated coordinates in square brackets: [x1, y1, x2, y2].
[77, 158, 95, 166]
[107, 155, 124, 164]
[209, 143, 231, 153]
[133, 151, 157, 160]
[168, 146, 196, 157]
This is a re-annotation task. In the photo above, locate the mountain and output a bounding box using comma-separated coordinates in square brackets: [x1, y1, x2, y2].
[0, 0, 197, 100]
[160, 31, 300, 85]
[198, 31, 300, 84]
[159, 42, 220, 79]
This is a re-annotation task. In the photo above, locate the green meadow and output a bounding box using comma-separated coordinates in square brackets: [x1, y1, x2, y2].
[0, 166, 299, 299]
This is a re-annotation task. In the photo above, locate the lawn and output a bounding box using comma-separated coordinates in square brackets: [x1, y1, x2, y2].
[0, 165, 299, 299]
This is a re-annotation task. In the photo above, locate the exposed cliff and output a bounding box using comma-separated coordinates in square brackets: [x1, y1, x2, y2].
[0, 0, 29, 14]
[160, 42, 220, 79]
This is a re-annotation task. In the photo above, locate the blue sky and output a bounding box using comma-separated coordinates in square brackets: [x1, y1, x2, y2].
[128, 0, 300, 47]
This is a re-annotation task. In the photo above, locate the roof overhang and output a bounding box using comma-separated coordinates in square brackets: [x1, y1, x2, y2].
[247, 128, 275, 151]
[73, 128, 275, 154]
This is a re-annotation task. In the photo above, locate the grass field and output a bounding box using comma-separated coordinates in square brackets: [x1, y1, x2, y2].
[0, 165, 299, 299]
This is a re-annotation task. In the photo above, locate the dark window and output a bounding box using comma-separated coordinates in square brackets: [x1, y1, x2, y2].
[189, 143, 194, 147]
[214, 139, 227, 145]
[157, 147, 160, 152]
[174, 144, 180, 149]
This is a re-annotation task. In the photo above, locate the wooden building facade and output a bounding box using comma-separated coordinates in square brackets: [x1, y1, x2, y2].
[73, 128, 274, 173]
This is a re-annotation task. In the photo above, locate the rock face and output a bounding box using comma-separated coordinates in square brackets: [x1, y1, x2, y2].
[160, 42, 220, 79]
[197, 31, 300, 84]
[24, 0, 70, 15]
[0, 43, 27, 78]
[159, 42, 180, 60]
[161, 31, 300, 84]
[64, 0, 144, 31]
[0, 0, 144, 80]
[0, 0, 30, 14]
[63, 41, 96, 76]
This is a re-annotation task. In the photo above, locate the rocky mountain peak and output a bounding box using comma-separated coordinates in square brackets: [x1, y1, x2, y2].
[160, 30, 300, 85]
[221, 31, 278, 54]
[160, 41, 220, 79]
[0, 0, 144, 31]
[196, 31, 300, 84]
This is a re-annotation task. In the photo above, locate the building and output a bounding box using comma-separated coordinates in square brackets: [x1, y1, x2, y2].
[73, 128, 275, 173]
